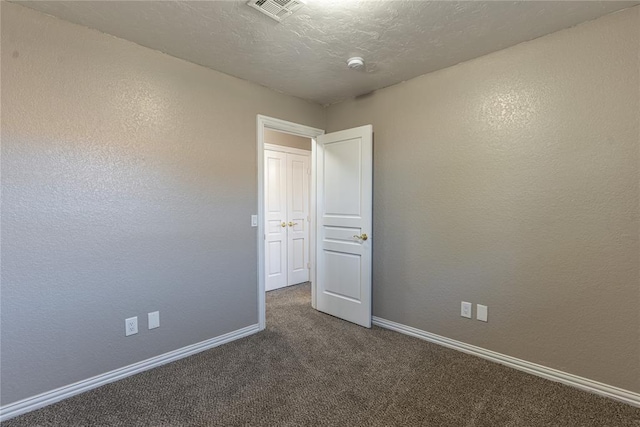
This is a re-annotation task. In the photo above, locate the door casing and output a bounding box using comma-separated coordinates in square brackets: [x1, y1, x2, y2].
[257, 115, 324, 330]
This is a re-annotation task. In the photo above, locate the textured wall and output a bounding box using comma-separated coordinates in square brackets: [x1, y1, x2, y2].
[0, 3, 324, 405]
[264, 129, 311, 151]
[327, 7, 640, 392]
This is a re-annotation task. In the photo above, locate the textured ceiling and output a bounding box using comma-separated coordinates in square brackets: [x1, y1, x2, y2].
[13, 0, 638, 105]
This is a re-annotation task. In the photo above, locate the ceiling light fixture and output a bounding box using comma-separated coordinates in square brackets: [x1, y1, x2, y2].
[347, 57, 365, 70]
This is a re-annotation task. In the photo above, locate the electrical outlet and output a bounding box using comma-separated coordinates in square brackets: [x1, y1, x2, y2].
[461, 302, 472, 319]
[148, 311, 160, 329]
[477, 304, 488, 322]
[125, 317, 138, 336]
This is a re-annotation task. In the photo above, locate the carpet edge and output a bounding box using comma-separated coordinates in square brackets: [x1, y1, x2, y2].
[371, 316, 640, 408]
[0, 323, 261, 422]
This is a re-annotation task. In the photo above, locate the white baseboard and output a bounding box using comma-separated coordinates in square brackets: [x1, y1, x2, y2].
[0, 323, 260, 422]
[372, 316, 640, 408]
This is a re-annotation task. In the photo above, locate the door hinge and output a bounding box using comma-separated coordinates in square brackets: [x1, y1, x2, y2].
[307, 262, 310, 269]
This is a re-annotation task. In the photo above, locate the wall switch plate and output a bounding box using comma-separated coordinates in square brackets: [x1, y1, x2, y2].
[461, 301, 472, 319]
[125, 317, 138, 336]
[148, 311, 160, 329]
[251, 215, 258, 227]
[477, 304, 488, 322]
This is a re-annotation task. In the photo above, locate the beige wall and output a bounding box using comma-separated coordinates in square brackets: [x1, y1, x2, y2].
[264, 129, 311, 151]
[327, 7, 639, 392]
[0, 2, 324, 405]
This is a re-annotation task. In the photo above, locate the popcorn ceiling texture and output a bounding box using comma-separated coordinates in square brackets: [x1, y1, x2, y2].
[13, 0, 638, 105]
[326, 6, 640, 393]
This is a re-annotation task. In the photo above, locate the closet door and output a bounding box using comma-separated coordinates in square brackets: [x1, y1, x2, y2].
[287, 153, 310, 285]
[264, 150, 288, 291]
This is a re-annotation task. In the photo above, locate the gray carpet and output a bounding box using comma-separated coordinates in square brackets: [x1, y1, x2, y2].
[3, 283, 640, 426]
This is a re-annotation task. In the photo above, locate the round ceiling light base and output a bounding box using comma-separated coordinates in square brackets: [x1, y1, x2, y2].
[347, 57, 365, 70]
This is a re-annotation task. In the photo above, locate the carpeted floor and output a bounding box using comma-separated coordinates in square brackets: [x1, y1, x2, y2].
[3, 283, 640, 426]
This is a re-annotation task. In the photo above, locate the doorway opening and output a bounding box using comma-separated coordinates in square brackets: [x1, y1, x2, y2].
[257, 116, 373, 330]
[257, 115, 324, 330]
[264, 130, 312, 292]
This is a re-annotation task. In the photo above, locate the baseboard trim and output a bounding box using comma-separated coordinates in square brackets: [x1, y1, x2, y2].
[372, 316, 640, 407]
[0, 323, 260, 421]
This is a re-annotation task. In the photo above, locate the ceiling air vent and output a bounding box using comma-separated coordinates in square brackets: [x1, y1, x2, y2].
[247, 0, 306, 22]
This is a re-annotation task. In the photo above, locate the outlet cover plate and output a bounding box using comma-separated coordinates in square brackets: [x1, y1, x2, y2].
[148, 311, 160, 329]
[125, 316, 138, 336]
[477, 304, 488, 322]
[461, 301, 472, 319]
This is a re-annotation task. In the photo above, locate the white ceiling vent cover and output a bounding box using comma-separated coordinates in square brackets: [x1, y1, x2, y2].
[247, 0, 306, 22]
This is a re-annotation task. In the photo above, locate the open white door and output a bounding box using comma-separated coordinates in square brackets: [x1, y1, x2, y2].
[315, 125, 372, 328]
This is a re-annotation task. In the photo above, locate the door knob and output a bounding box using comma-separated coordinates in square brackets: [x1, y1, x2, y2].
[288, 222, 298, 227]
[281, 222, 287, 228]
[353, 233, 368, 241]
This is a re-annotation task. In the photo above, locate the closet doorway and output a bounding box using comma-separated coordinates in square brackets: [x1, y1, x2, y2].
[264, 129, 312, 292]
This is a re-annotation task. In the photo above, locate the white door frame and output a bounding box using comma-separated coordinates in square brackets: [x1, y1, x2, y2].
[264, 143, 311, 157]
[257, 115, 324, 330]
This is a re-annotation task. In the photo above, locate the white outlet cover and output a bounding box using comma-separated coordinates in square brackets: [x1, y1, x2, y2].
[148, 311, 160, 329]
[477, 304, 488, 322]
[125, 316, 138, 336]
[461, 301, 472, 319]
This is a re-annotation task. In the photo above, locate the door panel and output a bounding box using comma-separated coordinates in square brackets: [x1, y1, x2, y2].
[292, 238, 304, 270]
[324, 251, 361, 301]
[316, 125, 372, 328]
[323, 139, 361, 216]
[268, 241, 284, 274]
[265, 150, 287, 291]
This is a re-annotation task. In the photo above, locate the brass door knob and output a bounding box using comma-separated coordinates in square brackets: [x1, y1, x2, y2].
[288, 222, 298, 227]
[353, 233, 368, 241]
[281, 222, 287, 228]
